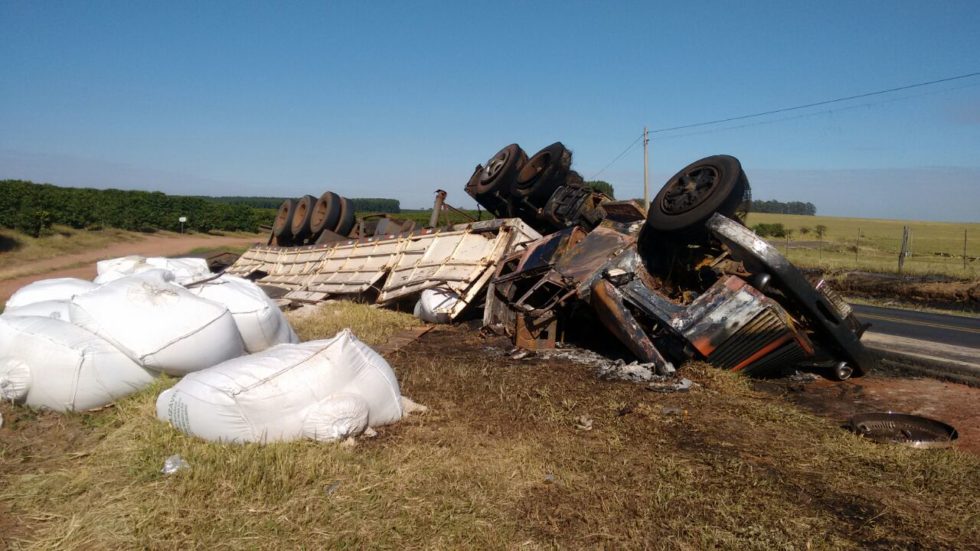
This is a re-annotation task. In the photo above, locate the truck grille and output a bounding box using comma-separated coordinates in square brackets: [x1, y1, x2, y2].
[815, 280, 852, 318]
[707, 308, 794, 370]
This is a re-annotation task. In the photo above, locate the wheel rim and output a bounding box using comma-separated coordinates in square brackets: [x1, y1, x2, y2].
[481, 149, 509, 183]
[660, 166, 719, 214]
[517, 152, 549, 185]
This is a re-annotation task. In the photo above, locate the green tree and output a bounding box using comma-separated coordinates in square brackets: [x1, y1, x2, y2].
[584, 180, 615, 198]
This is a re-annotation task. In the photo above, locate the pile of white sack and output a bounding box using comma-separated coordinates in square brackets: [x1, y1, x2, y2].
[0, 256, 298, 412]
[156, 329, 404, 443]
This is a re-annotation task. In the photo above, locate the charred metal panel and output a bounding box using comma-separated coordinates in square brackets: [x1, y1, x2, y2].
[670, 276, 812, 371]
[591, 278, 674, 371]
[707, 213, 876, 375]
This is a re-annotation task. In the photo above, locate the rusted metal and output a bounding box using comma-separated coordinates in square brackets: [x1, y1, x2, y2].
[590, 278, 674, 371]
[514, 313, 557, 350]
[848, 413, 958, 448]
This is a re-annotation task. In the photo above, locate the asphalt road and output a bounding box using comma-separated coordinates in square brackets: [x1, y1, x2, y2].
[853, 304, 980, 349]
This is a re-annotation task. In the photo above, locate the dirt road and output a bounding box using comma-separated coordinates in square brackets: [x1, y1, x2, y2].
[0, 233, 262, 303]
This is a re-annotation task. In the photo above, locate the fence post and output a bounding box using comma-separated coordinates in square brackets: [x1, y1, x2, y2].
[898, 225, 910, 274]
[965, 229, 969, 271]
[855, 227, 861, 266]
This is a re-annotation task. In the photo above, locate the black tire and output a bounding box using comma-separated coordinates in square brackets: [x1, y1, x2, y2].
[273, 198, 298, 244]
[645, 155, 748, 235]
[475, 143, 526, 197]
[514, 142, 571, 207]
[290, 194, 317, 242]
[334, 196, 356, 236]
[310, 191, 342, 238]
[465, 164, 509, 217]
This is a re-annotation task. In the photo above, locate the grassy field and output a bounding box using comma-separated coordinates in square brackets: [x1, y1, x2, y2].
[745, 213, 980, 279]
[2, 302, 977, 549]
[0, 225, 149, 269]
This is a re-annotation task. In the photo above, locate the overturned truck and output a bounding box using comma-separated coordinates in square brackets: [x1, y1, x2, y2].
[227, 143, 875, 380]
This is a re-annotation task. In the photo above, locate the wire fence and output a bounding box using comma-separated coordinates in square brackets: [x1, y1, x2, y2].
[773, 225, 978, 279]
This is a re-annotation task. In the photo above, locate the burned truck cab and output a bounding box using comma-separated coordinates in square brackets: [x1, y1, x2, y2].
[474, 146, 875, 380]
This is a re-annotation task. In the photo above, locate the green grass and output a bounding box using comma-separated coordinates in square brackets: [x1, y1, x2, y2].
[2, 303, 978, 549]
[745, 213, 980, 279]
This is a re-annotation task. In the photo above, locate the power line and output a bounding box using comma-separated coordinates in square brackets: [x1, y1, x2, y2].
[653, 80, 980, 142]
[589, 71, 980, 179]
[649, 71, 980, 134]
[589, 133, 643, 179]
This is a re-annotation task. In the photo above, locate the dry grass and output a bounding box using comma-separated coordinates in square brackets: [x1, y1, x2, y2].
[286, 300, 420, 343]
[2, 304, 978, 549]
[745, 213, 980, 279]
[0, 225, 148, 271]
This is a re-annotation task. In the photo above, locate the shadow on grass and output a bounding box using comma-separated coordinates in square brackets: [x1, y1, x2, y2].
[0, 234, 22, 253]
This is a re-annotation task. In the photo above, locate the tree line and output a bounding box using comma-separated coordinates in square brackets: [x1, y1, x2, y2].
[750, 199, 817, 215]
[213, 196, 401, 213]
[1, 180, 273, 237]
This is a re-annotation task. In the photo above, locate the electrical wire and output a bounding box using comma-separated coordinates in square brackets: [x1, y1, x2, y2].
[649, 71, 980, 134]
[588, 71, 980, 179]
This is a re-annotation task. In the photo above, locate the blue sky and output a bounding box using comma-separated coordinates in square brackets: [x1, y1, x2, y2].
[2, 1, 978, 221]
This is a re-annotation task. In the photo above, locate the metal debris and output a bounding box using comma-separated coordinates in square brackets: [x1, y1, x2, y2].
[847, 412, 958, 448]
[647, 377, 695, 393]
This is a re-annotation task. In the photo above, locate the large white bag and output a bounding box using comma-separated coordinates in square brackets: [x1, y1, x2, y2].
[0, 316, 158, 411]
[187, 274, 298, 353]
[94, 256, 211, 285]
[70, 270, 245, 375]
[156, 329, 403, 443]
[413, 287, 461, 324]
[4, 278, 98, 309]
[2, 299, 71, 320]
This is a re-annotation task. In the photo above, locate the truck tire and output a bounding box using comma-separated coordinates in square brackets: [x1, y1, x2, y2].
[514, 142, 571, 208]
[465, 164, 509, 218]
[475, 143, 526, 197]
[290, 194, 317, 242]
[334, 196, 356, 236]
[273, 198, 298, 245]
[310, 191, 342, 239]
[645, 155, 748, 235]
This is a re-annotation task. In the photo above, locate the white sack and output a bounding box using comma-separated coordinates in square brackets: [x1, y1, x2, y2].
[187, 274, 298, 353]
[0, 316, 157, 411]
[1, 299, 71, 320]
[156, 329, 402, 443]
[4, 278, 98, 309]
[413, 287, 461, 324]
[94, 256, 210, 285]
[70, 270, 245, 375]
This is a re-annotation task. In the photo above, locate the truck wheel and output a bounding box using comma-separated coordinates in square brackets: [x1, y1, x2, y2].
[273, 198, 298, 245]
[290, 194, 317, 242]
[310, 191, 341, 239]
[645, 155, 748, 235]
[334, 196, 356, 236]
[465, 164, 509, 218]
[514, 142, 571, 207]
[476, 143, 527, 197]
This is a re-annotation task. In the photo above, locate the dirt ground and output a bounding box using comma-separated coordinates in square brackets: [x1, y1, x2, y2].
[0, 232, 262, 303]
[753, 375, 980, 455]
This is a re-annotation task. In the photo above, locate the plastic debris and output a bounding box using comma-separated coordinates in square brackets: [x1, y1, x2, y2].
[574, 415, 594, 431]
[162, 454, 191, 475]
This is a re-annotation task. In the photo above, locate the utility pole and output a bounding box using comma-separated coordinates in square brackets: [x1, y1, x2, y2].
[642, 127, 650, 211]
